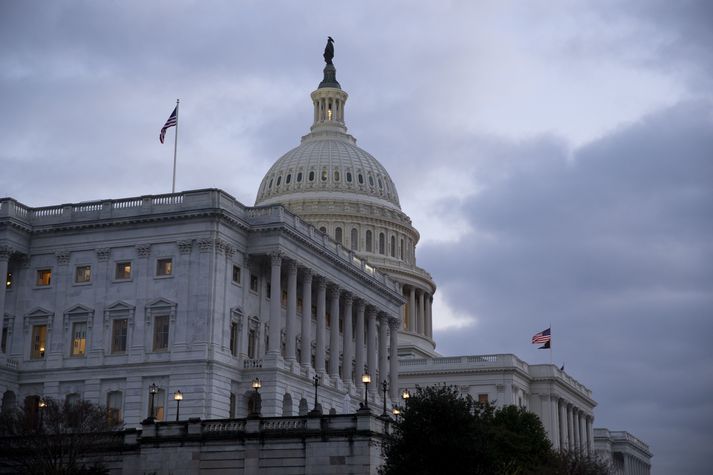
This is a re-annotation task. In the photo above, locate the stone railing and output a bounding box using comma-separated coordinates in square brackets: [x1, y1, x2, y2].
[399, 354, 529, 373]
[528, 364, 592, 398]
[242, 358, 263, 369]
[609, 430, 651, 452]
[203, 419, 247, 432]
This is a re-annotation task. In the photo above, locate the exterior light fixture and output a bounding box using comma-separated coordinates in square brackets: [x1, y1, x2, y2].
[173, 390, 183, 421]
[401, 388, 410, 402]
[381, 380, 389, 417]
[147, 383, 159, 422]
[251, 378, 262, 392]
[361, 373, 371, 408]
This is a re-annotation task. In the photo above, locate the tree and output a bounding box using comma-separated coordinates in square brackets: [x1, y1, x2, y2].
[0, 397, 120, 474]
[380, 384, 609, 475]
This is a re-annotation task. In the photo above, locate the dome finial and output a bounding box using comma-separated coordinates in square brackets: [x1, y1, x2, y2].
[319, 37, 340, 89]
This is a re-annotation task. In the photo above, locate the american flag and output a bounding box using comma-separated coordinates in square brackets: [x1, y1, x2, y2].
[531, 327, 551, 345]
[159, 106, 178, 144]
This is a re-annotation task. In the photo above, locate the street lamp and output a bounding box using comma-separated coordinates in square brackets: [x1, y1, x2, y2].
[173, 390, 183, 422]
[361, 373, 371, 409]
[381, 380, 389, 417]
[401, 388, 410, 410]
[249, 378, 262, 417]
[392, 405, 401, 421]
[148, 383, 159, 422]
[312, 374, 320, 411]
[38, 398, 47, 431]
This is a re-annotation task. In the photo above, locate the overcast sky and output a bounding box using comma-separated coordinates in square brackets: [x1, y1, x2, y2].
[1, 1, 711, 472]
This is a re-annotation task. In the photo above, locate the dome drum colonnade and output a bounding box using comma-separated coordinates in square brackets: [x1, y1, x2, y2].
[259, 251, 401, 401]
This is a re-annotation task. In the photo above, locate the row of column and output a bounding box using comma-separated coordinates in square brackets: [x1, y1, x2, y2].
[557, 399, 593, 454]
[623, 453, 650, 475]
[0, 247, 9, 330]
[404, 285, 432, 338]
[266, 253, 400, 400]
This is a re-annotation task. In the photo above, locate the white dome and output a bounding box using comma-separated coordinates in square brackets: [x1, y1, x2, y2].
[255, 134, 401, 210]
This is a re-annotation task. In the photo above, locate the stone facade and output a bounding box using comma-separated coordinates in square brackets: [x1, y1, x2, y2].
[594, 428, 652, 475]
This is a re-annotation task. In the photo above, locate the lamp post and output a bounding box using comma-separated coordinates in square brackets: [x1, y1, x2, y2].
[381, 380, 389, 417]
[148, 383, 159, 422]
[173, 390, 183, 422]
[401, 388, 410, 409]
[392, 405, 401, 422]
[38, 398, 47, 432]
[312, 374, 320, 411]
[361, 373, 371, 409]
[250, 378, 262, 417]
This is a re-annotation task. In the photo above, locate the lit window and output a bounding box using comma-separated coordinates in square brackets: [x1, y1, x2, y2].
[36, 269, 51, 286]
[153, 315, 169, 351]
[478, 394, 489, 404]
[75, 265, 91, 283]
[107, 391, 123, 423]
[232, 265, 241, 284]
[71, 322, 87, 356]
[111, 319, 128, 354]
[31, 324, 47, 359]
[153, 389, 166, 421]
[230, 322, 238, 356]
[115, 262, 132, 280]
[250, 274, 258, 292]
[5, 271, 13, 289]
[156, 258, 172, 277]
[321, 168, 328, 181]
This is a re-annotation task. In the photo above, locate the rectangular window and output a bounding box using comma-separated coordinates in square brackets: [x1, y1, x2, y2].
[115, 262, 132, 280]
[5, 271, 13, 289]
[232, 265, 241, 284]
[247, 328, 256, 358]
[297, 297, 303, 314]
[111, 319, 128, 354]
[1, 327, 7, 353]
[154, 389, 165, 421]
[266, 282, 271, 298]
[71, 322, 87, 356]
[250, 274, 258, 292]
[229, 392, 236, 418]
[153, 315, 169, 351]
[75, 265, 91, 283]
[229, 322, 238, 356]
[31, 324, 47, 359]
[36, 269, 51, 286]
[156, 258, 172, 277]
[478, 394, 489, 404]
[107, 391, 123, 424]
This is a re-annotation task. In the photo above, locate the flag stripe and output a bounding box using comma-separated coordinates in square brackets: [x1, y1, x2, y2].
[159, 106, 178, 144]
[531, 327, 551, 344]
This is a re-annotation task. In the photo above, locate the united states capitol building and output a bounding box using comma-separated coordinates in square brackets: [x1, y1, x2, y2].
[0, 46, 650, 473]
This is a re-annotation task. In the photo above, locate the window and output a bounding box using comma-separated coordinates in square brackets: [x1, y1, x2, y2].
[350, 228, 358, 250]
[66, 393, 80, 406]
[70, 322, 87, 356]
[286, 173, 291, 184]
[247, 328, 257, 358]
[391, 236, 396, 257]
[250, 274, 258, 292]
[1, 327, 7, 353]
[153, 315, 169, 351]
[378, 178, 383, 189]
[115, 262, 131, 280]
[229, 322, 238, 356]
[31, 325, 47, 359]
[111, 319, 128, 354]
[276, 175, 281, 186]
[297, 297, 303, 314]
[107, 391, 123, 423]
[478, 394, 489, 404]
[5, 271, 13, 289]
[379, 233, 385, 255]
[232, 265, 241, 284]
[152, 389, 166, 421]
[334, 170, 340, 181]
[358, 173, 364, 184]
[156, 258, 172, 277]
[369, 175, 375, 187]
[346, 171, 352, 183]
[321, 168, 328, 181]
[366, 230, 373, 252]
[308, 171, 315, 182]
[400, 238, 404, 260]
[75, 265, 91, 283]
[229, 392, 236, 418]
[268, 178, 273, 189]
[266, 282, 271, 299]
[319, 226, 327, 234]
[335, 227, 343, 244]
[36, 269, 51, 286]
[297, 172, 303, 182]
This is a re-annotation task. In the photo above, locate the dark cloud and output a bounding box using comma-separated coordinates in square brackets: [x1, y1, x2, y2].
[422, 100, 713, 474]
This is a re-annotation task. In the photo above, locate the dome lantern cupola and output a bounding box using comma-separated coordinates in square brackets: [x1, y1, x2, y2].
[308, 36, 351, 138]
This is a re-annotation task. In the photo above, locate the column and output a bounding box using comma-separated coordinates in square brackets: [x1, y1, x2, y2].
[366, 307, 377, 395]
[389, 318, 400, 401]
[378, 314, 388, 384]
[559, 400, 568, 451]
[572, 408, 580, 452]
[579, 412, 586, 454]
[417, 290, 425, 334]
[300, 269, 312, 368]
[267, 253, 282, 355]
[408, 287, 416, 332]
[354, 300, 366, 382]
[315, 277, 327, 374]
[586, 416, 593, 455]
[567, 405, 574, 451]
[285, 261, 297, 362]
[328, 286, 340, 379]
[551, 397, 560, 449]
[342, 293, 353, 385]
[0, 247, 10, 320]
[425, 294, 432, 338]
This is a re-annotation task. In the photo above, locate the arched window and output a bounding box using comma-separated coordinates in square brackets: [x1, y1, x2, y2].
[366, 230, 373, 252]
[369, 175, 375, 187]
[286, 174, 291, 184]
[334, 170, 340, 181]
[298, 398, 309, 416]
[350, 228, 358, 250]
[335, 227, 343, 244]
[282, 393, 293, 416]
[390, 236, 396, 257]
[378, 178, 383, 189]
[358, 174, 364, 184]
[320, 226, 327, 234]
[321, 168, 328, 181]
[379, 233, 385, 254]
[107, 391, 123, 423]
[297, 172, 303, 182]
[346, 172, 353, 183]
[268, 178, 273, 189]
[400, 238, 404, 260]
[276, 175, 281, 186]
[309, 171, 315, 182]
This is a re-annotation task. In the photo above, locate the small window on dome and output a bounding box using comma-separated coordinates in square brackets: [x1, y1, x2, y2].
[391, 236, 396, 257]
[334, 170, 340, 181]
[366, 230, 373, 252]
[297, 172, 303, 182]
[276, 176, 281, 186]
[346, 172, 353, 183]
[335, 227, 343, 244]
[309, 171, 315, 182]
[368, 175, 375, 187]
[358, 174, 364, 185]
[321, 168, 328, 182]
[378, 178, 383, 189]
[320, 226, 327, 234]
[268, 179, 273, 189]
[286, 174, 292, 184]
[350, 228, 358, 250]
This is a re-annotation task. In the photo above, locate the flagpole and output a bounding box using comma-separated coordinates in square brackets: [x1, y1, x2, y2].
[172, 98, 179, 193]
[549, 322, 553, 365]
